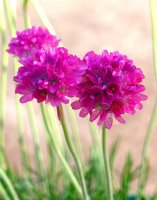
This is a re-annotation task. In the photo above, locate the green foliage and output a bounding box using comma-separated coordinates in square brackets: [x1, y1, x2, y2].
[0, 142, 155, 200]
[109, 137, 121, 173]
[117, 153, 135, 200]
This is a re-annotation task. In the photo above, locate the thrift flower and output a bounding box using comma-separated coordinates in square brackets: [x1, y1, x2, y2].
[8, 26, 87, 106]
[71, 50, 147, 129]
[7, 26, 59, 58]
[13, 47, 87, 106]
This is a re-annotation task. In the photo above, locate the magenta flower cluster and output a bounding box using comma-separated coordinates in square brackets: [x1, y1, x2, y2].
[72, 51, 147, 128]
[8, 26, 147, 128]
[8, 26, 87, 106]
[7, 26, 59, 58]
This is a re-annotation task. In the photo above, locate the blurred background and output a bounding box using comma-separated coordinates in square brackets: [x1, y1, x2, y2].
[3, 0, 157, 195]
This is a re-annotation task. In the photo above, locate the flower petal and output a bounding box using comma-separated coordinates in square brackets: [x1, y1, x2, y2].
[116, 116, 126, 124]
[20, 94, 33, 103]
[90, 109, 101, 122]
[71, 100, 81, 110]
[79, 108, 88, 118]
[104, 114, 113, 129]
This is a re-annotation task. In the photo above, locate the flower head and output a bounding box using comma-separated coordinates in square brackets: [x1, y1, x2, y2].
[7, 26, 59, 58]
[71, 50, 147, 129]
[14, 47, 87, 106]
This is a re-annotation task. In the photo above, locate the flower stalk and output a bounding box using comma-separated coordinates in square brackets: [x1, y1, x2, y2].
[57, 105, 89, 200]
[88, 121, 103, 168]
[149, 0, 157, 78]
[137, 101, 157, 199]
[0, 23, 8, 167]
[137, 0, 157, 198]
[40, 103, 83, 197]
[21, 2, 52, 198]
[26, 103, 46, 177]
[22, 0, 31, 28]
[3, 0, 31, 174]
[0, 167, 19, 200]
[102, 127, 113, 200]
[0, 183, 11, 200]
[66, 104, 83, 161]
[30, 0, 56, 35]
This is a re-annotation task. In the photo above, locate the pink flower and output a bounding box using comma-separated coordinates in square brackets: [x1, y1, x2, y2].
[7, 26, 59, 58]
[7, 26, 87, 106]
[14, 47, 87, 106]
[71, 50, 148, 129]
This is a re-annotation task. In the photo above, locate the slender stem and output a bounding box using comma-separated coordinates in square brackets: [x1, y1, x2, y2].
[66, 104, 83, 161]
[26, 103, 46, 178]
[22, 2, 51, 197]
[22, 0, 31, 28]
[3, 0, 30, 174]
[0, 25, 8, 167]
[102, 126, 113, 200]
[22, 0, 44, 175]
[46, 106, 63, 169]
[137, 0, 157, 198]
[27, 103, 50, 198]
[149, 0, 157, 79]
[0, 168, 19, 200]
[137, 101, 157, 199]
[40, 103, 82, 197]
[89, 121, 103, 166]
[2, 0, 15, 36]
[47, 106, 63, 148]
[0, 183, 11, 200]
[16, 98, 29, 174]
[20, 0, 44, 176]
[57, 105, 89, 200]
[30, 0, 57, 35]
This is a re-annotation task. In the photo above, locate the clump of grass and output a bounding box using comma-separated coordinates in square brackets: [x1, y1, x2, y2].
[0, 144, 156, 200]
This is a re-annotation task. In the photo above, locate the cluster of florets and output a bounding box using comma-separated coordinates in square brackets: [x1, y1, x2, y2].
[8, 26, 87, 106]
[72, 51, 147, 128]
[7, 26, 59, 58]
[8, 26, 147, 128]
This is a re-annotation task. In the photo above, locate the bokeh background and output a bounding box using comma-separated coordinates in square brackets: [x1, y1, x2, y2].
[4, 0, 157, 194]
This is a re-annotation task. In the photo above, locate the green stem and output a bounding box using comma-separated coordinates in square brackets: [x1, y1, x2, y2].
[66, 104, 83, 161]
[27, 103, 50, 198]
[57, 105, 89, 200]
[30, 0, 56, 35]
[26, 103, 46, 178]
[137, 101, 157, 199]
[89, 122, 103, 166]
[40, 103, 82, 197]
[0, 168, 19, 200]
[137, 0, 157, 198]
[15, 98, 29, 174]
[0, 183, 11, 200]
[22, 0, 44, 174]
[46, 106, 62, 169]
[3, 0, 30, 174]
[22, 0, 31, 28]
[102, 127, 113, 200]
[149, 0, 157, 79]
[22, 2, 51, 197]
[0, 25, 8, 167]
[47, 106, 63, 148]
[2, 0, 15, 36]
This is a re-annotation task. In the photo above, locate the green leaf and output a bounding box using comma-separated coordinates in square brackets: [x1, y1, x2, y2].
[139, 156, 150, 190]
[109, 137, 121, 172]
[119, 152, 133, 200]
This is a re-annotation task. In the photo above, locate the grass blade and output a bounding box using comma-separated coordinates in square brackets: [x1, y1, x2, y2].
[0, 168, 19, 200]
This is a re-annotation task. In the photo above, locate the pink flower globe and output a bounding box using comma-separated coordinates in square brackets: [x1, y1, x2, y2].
[71, 50, 148, 129]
